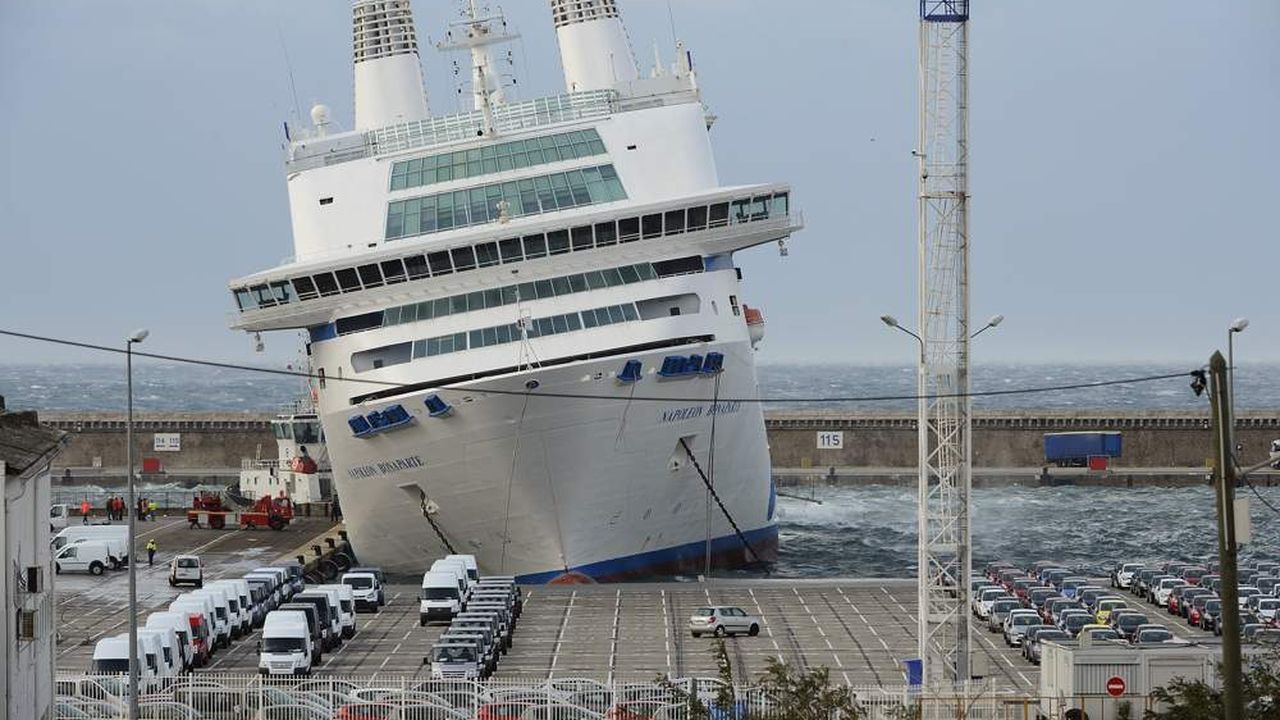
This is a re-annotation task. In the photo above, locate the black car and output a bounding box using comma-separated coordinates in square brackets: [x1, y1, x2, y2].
[1113, 612, 1150, 640]
[1200, 599, 1223, 634]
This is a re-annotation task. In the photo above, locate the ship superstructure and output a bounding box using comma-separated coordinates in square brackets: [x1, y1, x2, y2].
[229, 0, 801, 582]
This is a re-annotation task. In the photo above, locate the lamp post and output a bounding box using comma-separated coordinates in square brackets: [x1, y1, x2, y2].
[969, 314, 1004, 340]
[1228, 318, 1248, 459]
[125, 328, 148, 720]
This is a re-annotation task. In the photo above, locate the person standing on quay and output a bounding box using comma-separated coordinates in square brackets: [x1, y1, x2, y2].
[146, 538, 158, 566]
[80, 499, 91, 524]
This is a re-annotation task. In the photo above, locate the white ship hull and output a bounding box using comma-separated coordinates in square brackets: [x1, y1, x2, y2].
[324, 339, 778, 583]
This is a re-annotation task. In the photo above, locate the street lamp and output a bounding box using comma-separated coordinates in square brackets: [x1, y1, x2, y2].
[880, 315, 924, 356]
[970, 314, 1004, 339]
[125, 328, 147, 720]
[1228, 318, 1248, 459]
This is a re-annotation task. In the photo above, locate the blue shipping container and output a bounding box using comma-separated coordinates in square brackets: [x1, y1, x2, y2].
[1043, 432, 1122, 463]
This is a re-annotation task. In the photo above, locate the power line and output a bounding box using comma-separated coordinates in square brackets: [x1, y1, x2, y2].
[0, 328, 1196, 405]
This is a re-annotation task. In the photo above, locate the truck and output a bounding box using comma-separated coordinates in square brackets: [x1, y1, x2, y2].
[1044, 431, 1123, 468]
[187, 493, 294, 530]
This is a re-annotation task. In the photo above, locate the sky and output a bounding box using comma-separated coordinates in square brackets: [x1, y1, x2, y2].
[1, 0, 1277, 370]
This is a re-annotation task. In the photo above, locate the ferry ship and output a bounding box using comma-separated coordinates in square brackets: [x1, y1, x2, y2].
[228, 0, 801, 582]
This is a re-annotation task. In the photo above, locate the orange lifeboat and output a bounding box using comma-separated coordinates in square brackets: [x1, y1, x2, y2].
[744, 305, 765, 347]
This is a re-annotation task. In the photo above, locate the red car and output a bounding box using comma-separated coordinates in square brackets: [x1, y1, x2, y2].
[477, 702, 537, 720]
[606, 701, 668, 720]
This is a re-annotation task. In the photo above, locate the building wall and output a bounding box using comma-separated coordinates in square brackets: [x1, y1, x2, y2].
[2, 461, 56, 720]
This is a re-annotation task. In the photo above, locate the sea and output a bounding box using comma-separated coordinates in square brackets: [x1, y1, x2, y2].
[3, 362, 1278, 577]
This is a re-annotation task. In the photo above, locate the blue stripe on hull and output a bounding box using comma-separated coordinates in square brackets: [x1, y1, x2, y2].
[515, 524, 779, 584]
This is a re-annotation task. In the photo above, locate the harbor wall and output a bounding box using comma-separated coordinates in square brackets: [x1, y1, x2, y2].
[37, 411, 1280, 485]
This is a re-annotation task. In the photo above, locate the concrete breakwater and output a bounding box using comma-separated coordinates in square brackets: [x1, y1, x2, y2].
[37, 410, 1280, 486]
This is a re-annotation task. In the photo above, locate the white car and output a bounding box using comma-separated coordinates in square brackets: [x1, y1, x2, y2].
[169, 555, 203, 587]
[1153, 579, 1186, 606]
[1256, 598, 1280, 623]
[975, 588, 1011, 620]
[1003, 610, 1041, 647]
[688, 606, 760, 638]
[1113, 563, 1142, 589]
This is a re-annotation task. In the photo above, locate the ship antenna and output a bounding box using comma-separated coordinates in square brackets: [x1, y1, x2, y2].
[276, 24, 303, 130]
[437, 0, 520, 135]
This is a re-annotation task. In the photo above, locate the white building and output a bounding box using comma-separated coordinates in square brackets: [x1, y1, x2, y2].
[0, 399, 66, 720]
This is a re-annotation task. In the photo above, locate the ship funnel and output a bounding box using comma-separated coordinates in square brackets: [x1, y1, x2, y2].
[550, 0, 639, 92]
[352, 0, 431, 131]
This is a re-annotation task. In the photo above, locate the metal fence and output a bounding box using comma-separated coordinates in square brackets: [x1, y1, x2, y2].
[51, 673, 1169, 720]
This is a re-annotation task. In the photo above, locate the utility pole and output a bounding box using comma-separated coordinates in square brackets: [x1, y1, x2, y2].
[1208, 351, 1243, 720]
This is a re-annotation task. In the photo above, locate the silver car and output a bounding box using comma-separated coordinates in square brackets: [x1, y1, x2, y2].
[689, 606, 760, 638]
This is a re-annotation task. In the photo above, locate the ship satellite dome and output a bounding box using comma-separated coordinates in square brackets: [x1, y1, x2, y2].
[310, 103, 332, 127]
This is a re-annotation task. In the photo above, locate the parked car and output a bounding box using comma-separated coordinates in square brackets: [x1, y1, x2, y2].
[987, 599, 1023, 633]
[1132, 626, 1177, 644]
[1027, 630, 1070, 664]
[169, 555, 203, 587]
[688, 607, 760, 638]
[1003, 610, 1041, 646]
[1020, 625, 1053, 660]
[1112, 611, 1150, 640]
[1113, 563, 1143, 589]
[1200, 599, 1223, 634]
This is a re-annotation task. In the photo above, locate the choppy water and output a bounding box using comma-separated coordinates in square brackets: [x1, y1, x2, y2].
[6, 363, 1278, 576]
[3, 362, 1278, 412]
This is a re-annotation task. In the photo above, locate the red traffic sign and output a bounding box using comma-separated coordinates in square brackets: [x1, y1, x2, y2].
[1106, 676, 1126, 697]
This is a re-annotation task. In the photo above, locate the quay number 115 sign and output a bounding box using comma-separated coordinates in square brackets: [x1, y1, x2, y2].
[816, 431, 844, 450]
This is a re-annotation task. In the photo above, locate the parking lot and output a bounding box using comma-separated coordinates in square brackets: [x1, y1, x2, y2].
[54, 519, 1221, 692]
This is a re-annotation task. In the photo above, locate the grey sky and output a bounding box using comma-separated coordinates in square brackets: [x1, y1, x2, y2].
[2, 1, 1277, 369]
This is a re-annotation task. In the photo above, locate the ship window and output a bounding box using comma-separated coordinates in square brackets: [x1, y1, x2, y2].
[234, 289, 254, 310]
[380, 260, 407, 284]
[250, 285, 276, 307]
[474, 242, 499, 268]
[270, 281, 294, 304]
[357, 264, 383, 288]
[385, 306, 401, 324]
[731, 199, 751, 223]
[291, 277, 318, 301]
[523, 234, 547, 259]
[470, 329, 484, 348]
[773, 192, 789, 216]
[404, 255, 429, 279]
[618, 265, 640, 284]
[687, 206, 708, 231]
[547, 229, 570, 255]
[336, 312, 384, 336]
[709, 202, 730, 227]
[433, 297, 451, 318]
[313, 273, 340, 296]
[594, 221, 617, 246]
[483, 288, 501, 308]
[602, 268, 624, 287]
[585, 271, 607, 290]
[621, 304, 639, 321]
[665, 210, 686, 234]
[551, 276, 571, 296]
[466, 291, 485, 311]
[618, 217, 640, 242]
[654, 256, 705, 277]
[637, 263, 658, 281]
[568, 274, 588, 293]
[750, 195, 770, 220]
[581, 311, 598, 329]
[428, 251, 453, 275]
[499, 238, 523, 263]
[534, 279, 553, 299]
[571, 226, 594, 251]
[451, 247, 477, 272]
[335, 268, 362, 292]
[451, 295, 468, 314]
[516, 282, 535, 301]
[642, 214, 663, 239]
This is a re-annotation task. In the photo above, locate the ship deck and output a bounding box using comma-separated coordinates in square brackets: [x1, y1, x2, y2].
[53, 519, 1216, 691]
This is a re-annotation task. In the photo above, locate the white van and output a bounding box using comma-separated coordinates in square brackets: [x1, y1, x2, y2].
[208, 579, 252, 635]
[169, 599, 216, 660]
[172, 594, 224, 651]
[428, 641, 481, 680]
[146, 612, 195, 671]
[52, 525, 128, 558]
[258, 610, 313, 676]
[341, 572, 381, 613]
[200, 583, 245, 640]
[316, 584, 357, 638]
[244, 571, 284, 607]
[50, 503, 70, 533]
[420, 570, 463, 625]
[191, 588, 234, 646]
[55, 542, 111, 575]
[252, 567, 294, 602]
[446, 554, 480, 583]
[137, 627, 179, 683]
[91, 635, 158, 692]
[431, 559, 471, 603]
[169, 555, 203, 587]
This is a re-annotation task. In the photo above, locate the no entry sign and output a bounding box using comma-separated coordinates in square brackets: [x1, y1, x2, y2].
[1106, 676, 1127, 697]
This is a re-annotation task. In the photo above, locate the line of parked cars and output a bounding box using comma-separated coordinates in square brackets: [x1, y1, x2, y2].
[974, 559, 1196, 667]
[422, 554, 525, 681]
[1116, 558, 1280, 644]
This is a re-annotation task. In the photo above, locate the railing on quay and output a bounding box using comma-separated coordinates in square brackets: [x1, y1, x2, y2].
[53, 673, 1172, 720]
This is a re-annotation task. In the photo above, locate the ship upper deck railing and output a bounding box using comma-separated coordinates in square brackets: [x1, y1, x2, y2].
[287, 90, 621, 173]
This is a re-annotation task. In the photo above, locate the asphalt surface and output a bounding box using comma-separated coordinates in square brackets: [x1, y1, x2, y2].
[54, 518, 1220, 690]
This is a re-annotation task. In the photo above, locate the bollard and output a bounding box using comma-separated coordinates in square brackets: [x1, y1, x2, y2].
[338, 530, 349, 542]
[312, 544, 323, 557]
[296, 555, 306, 566]
[325, 538, 336, 549]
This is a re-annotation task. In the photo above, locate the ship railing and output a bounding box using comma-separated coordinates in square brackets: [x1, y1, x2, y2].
[241, 458, 280, 470]
[286, 90, 619, 172]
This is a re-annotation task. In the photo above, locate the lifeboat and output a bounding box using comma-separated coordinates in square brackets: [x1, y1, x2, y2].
[744, 305, 765, 347]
